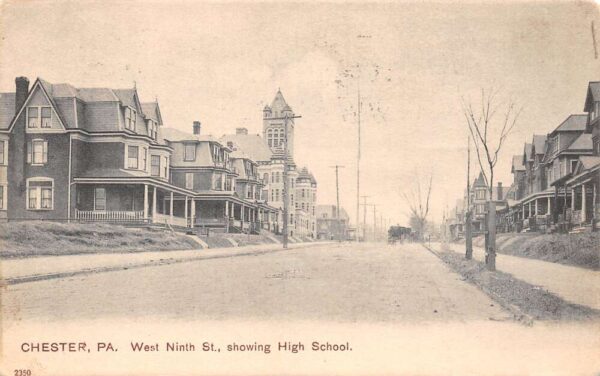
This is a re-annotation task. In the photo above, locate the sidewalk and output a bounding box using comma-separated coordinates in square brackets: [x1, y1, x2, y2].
[435, 242, 600, 311]
[1, 242, 335, 285]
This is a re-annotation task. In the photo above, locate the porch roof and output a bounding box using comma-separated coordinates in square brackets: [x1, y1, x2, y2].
[73, 174, 196, 196]
[518, 188, 555, 205]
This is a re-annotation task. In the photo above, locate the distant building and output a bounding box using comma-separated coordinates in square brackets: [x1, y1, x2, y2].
[316, 204, 349, 240]
[221, 90, 318, 237]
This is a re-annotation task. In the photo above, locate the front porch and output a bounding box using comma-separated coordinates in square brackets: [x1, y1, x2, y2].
[565, 178, 598, 231]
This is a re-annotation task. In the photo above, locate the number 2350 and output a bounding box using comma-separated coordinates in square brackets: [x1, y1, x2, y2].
[14, 370, 32, 376]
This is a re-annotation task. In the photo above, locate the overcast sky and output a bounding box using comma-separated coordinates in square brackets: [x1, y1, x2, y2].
[1, 1, 599, 226]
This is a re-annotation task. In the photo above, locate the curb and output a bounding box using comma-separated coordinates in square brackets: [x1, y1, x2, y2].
[2, 242, 328, 286]
[422, 243, 535, 326]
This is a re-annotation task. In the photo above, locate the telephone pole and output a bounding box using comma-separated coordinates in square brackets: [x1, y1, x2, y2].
[360, 195, 369, 241]
[355, 84, 362, 244]
[329, 165, 345, 241]
[466, 136, 473, 259]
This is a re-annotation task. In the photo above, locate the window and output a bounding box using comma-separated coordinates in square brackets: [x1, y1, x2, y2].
[94, 188, 106, 211]
[28, 107, 39, 128]
[475, 189, 486, 200]
[163, 156, 168, 178]
[27, 106, 52, 129]
[0, 141, 5, 165]
[267, 129, 273, 147]
[141, 147, 147, 171]
[41, 107, 51, 128]
[0, 186, 4, 210]
[27, 140, 48, 165]
[124, 107, 136, 131]
[26, 178, 53, 210]
[476, 204, 485, 214]
[151, 155, 160, 176]
[570, 160, 578, 173]
[185, 173, 194, 189]
[148, 120, 158, 140]
[127, 146, 139, 169]
[184, 144, 196, 161]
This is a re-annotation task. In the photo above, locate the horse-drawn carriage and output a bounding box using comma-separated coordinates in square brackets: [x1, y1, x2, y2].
[387, 225, 411, 244]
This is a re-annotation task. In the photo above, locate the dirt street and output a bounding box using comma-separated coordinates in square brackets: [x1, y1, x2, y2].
[3, 242, 508, 322]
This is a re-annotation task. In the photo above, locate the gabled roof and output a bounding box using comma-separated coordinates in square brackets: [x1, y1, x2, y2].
[577, 156, 600, 171]
[523, 143, 533, 162]
[566, 133, 593, 151]
[553, 114, 588, 133]
[473, 171, 486, 187]
[141, 102, 163, 125]
[0, 92, 15, 130]
[532, 134, 547, 155]
[112, 89, 142, 110]
[511, 155, 525, 172]
[220, 133, 273, 162]
[584, 81, 600, 112]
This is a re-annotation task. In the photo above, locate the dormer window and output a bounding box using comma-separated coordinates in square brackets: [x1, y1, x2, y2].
[184, 143, 196, 161]
[124, 107, 136, 131]
[148, 120, 158, 140]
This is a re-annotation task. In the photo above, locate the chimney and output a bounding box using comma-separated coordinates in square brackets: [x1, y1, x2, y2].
[193, 121, 201, 135]
[497, 182, 503, 200]
[15, 77, 30, 112]
[236, 127, 248, 135]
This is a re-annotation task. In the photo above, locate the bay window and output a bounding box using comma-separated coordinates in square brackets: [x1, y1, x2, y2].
[151, 155, 160, 176]
[0, 140, 5, 165]
[127, 145, 139, 169]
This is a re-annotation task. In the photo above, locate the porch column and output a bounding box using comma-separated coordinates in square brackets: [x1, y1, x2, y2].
[547, 196, 551, 215]
[185, 196, 189, 227]
[152, 186, 157, 221]
[571, 187, 575, 211]
[191, 199, 196, 226]
[225, 200, 229, 218]
[143, 184, 148, 220]
[594, 183, 598, 220]
[170, 192, 174, 224]
[535, 199, 539, 216]
[528, 202, 532, 218]
[582, 183, 587, 223]
[241, 205, 245, 230]
[522, 204, 525, 219]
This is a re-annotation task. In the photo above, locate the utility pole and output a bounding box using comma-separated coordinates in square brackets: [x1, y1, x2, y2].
[360, 195, 369, 242]
[268, 114, 302, 249]
[372, 204, 377, 242]
[329, 165, 345, 242]
[355, 83, 362, 244]
[466, 136, 473, 259]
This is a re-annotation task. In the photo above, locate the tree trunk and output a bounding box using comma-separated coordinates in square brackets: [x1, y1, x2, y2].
[465, 210, 472, 259]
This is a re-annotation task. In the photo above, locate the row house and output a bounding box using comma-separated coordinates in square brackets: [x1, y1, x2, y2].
[0, 76, 279, 233]
[162, 125, 278, 233]
[502, 81, 599, 232]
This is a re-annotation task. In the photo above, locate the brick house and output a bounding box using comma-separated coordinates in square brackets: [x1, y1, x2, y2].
[0, 76, 279, 232]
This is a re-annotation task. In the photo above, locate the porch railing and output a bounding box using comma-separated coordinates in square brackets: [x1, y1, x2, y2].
[153, 212, 189, 228]
[194, 217, 228, 226]
[75, 209, 145, 222]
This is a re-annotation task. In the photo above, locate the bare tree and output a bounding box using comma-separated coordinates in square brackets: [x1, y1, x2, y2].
[462, 89, 522, 198]
[462, 89, 522, 270]
[402, 173, 433, 241]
